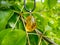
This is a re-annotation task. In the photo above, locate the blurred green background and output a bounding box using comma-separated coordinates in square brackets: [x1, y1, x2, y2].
[0, 0, 60, 45]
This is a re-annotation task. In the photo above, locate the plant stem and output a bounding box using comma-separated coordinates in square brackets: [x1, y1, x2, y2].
[38, 36, 42, 45]
[12, 16, 20, 30]
[18, 7, 57, 45]
[35, 29, 58, 45]
[11, 5, 24, 30]
[19, 12, 31, 45]
[28, 33, 38, 35]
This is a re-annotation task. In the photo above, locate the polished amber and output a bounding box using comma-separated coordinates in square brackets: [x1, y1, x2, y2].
[25, 15, 36, 32]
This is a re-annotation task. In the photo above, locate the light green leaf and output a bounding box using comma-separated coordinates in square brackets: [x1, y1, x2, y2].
[0, 1, 12, 9]
[0, 29, 11, 45]
[0, 10, 14, 30]
[44, 0, 57, 9]
[1, 29, 26, 45]
[33, 13, 47, 32]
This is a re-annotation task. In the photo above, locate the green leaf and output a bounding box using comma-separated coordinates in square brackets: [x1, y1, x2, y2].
[41, 39, 47, 45]
[0, 10, 14, 30]
[34, 2, 44, 12]
[0, 29, 11, 45]
[29, 34, 38, 45]
[19, 19, 25, 30]
[0, 1, 12, 9]
[1, 29, 26, 45]
[44, 0, 57, 9]
[33, 13, 47, 32]
[25, 1, 34, 11]
[7, 13, 18, 28]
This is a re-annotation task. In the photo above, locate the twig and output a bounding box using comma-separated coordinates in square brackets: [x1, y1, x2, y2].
[11, 6, 24, 30]
[38, 36, 42, 45]
[19, 12, 31, 45]
[28, 33, 38, 35]
[35, 29, 58, 45]
[12, 16, 20, 30]
[18, 6, 57, 45]
[20, 14, 58, 45]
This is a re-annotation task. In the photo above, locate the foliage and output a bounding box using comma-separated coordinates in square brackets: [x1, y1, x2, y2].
[0, 0, 60, 45]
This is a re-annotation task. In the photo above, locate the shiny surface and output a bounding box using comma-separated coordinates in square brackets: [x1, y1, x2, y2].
[25, 15, 36, 32]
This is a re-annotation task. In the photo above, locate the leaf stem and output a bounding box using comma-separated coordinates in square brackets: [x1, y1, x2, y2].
[12, 16, 20, 30]
[28, 33, 38, 35]
[19, 11, 31, 45]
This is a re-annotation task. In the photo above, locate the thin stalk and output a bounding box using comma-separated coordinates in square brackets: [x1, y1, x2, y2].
[12, 16, 20, 30]
[21, 16, 31, 45]
[28, 33, 38, 35]
[19, 12, 31, 45]
[11, 6, 24, 30]
[38, 36, 42, 45]
[35, 29, 58, 45]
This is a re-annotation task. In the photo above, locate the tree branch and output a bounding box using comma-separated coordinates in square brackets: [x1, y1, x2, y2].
[35, 29, 58, 45]
[19, 12, 31, 45]
[19, 12, 58, 45]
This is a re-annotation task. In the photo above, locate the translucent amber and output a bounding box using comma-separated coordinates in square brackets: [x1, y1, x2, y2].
[25, 15, 36, 32]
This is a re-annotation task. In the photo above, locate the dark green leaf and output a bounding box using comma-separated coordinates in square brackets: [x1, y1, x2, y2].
[29, 34, 38, 45]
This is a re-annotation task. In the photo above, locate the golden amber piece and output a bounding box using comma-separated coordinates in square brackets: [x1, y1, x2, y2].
[25, 15, 36, 32]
